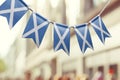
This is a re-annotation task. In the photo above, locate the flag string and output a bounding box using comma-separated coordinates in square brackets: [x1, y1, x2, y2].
[98, 0, 112, 16]
[28, 7, 33, 13]
[0, 0, 112, 54]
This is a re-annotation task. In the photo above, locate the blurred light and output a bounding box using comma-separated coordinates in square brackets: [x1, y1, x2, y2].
[0, 16, 21, 58]
[0, 0, 5, 6]
[93, 0, 107, 6]
[66, 0, 80, 25]
[37, 0, 46, 8]
[23, 0, 34, 5]
[50, 0, 60, 8]
[15, 51, 26, 76]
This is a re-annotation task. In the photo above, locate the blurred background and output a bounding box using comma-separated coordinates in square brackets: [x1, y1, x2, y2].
[0, 0, 120, 80]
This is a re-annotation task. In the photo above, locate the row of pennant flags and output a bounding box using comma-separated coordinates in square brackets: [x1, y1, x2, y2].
[0, 0, 111, 55]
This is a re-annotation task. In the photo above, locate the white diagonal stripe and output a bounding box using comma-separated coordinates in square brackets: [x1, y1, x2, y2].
[33, 13, 39, 47]
[37, 21, 48, 30]
[82, 26, 88, 53]
[55, 29, 69, 53]
[14, 7, 28, 12]
[0, 7, 27, 14]
[54, 24, 69, 53]
[91, 23, 111, 37]
[23, 28, 36, 38]
[0, 9, 11, 14]
[75, 28, 93, 49]
[23, 21, 48, 38]
[99, 17, 105, 43]
[9, 0, 15, 29]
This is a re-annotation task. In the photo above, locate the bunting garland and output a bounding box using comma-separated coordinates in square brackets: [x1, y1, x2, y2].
[0, 0, 112, 55]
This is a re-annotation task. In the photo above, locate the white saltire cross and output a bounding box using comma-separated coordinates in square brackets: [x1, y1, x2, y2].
[54, 23, 69, 53]
[0, 0, 28, 29]
[23, 13, 48, 47]
[90, 16, 111, 43]
[75, 25, 93, 53]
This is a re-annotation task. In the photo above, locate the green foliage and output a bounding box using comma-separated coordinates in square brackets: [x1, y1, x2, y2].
[0, 59, 7, 73]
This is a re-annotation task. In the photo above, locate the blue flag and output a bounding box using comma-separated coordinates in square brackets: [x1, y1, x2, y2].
[54, 23, 70, 55]
[90, 16, 111, 43]
[75, 24, 93, 53]
[0, 0, 28, 29]
[23, 13, 49, 47]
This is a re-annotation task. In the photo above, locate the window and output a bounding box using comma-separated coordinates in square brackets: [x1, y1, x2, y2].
[88, 68, 94, 80]
[98, 66, 104, 79]
[84, 0, 94, 14]
[109, 64, 118, 80]
[98, 66, 104, 73]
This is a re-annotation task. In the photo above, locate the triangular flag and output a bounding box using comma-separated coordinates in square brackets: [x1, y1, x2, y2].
[23, 13, 49, 47]
[0, 0, 28, 29]
[90, 15, 111, 44]
[54, 23, 70, 55]
[75, 24, 93, 53]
